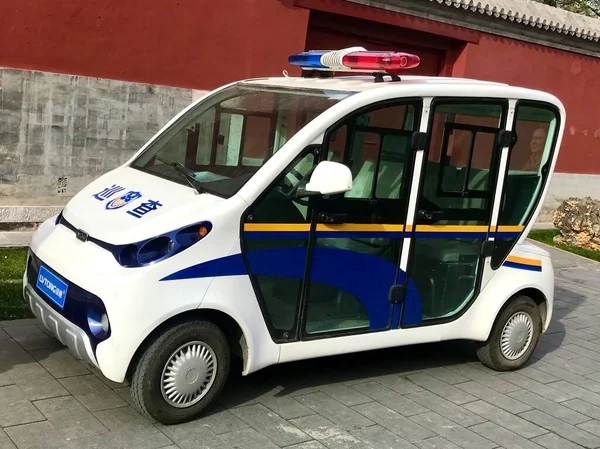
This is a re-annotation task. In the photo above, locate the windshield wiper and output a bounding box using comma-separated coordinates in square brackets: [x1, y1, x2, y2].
[153, 155, 204, 194]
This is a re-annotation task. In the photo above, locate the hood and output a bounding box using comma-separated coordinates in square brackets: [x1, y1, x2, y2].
[61, 166, 226, 245]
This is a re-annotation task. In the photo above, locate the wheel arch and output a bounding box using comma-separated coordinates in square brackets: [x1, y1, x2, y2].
[486, 286, 548, 341]
[521, 287, 548, 329]
[124, 308, 248, 383]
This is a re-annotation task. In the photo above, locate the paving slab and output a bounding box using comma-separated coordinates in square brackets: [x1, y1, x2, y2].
[1, 243, 600, 448]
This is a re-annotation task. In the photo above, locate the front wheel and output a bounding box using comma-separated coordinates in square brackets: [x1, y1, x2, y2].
[130, 320, 230, 425]
[476, 295, 541, 371]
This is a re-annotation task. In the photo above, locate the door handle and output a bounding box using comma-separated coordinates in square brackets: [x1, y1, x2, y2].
[318, 213, 348, 224]
[418, 210, 443, 222]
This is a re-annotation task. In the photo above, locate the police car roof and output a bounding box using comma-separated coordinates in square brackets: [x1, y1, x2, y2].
[241, 75, 564, 110]
[244, 75, 507, 90]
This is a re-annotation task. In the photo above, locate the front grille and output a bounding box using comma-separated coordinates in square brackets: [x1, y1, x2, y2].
[27, 252, 109, 351]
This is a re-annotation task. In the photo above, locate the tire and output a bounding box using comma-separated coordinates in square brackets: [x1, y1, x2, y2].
[476, 295, 542, 371]
[130, 320, 230, 425]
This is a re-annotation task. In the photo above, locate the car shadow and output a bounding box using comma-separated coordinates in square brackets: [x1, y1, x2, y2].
[528, 283, 589, 360]
[211, 283, 590, 412]
[212, 338, 481, 412]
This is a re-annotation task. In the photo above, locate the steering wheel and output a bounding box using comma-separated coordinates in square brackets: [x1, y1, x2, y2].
[274, 173, 311, 207]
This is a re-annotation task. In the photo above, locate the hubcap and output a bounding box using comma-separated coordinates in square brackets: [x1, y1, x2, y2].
[500, 312, 534, 360]
[161, 341, 217, 408]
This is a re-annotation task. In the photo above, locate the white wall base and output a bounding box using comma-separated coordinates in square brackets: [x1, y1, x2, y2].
[538, 172, 600, 223]
[0, 232, 35, 248]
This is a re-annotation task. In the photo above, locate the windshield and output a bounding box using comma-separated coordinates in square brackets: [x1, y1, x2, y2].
[130, 83, 355, 198]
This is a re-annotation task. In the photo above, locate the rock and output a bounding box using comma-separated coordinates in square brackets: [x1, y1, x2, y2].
[552, 197, 600, 251]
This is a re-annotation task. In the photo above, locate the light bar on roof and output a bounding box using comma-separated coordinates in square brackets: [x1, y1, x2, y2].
[288, 47, 421, 73]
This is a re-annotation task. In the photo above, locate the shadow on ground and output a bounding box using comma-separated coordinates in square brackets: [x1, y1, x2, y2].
[0, 276, 590, 426]
[210, 283, 588, 412]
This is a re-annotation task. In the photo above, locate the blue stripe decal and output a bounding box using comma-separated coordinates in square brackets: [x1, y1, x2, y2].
[392, 270, 422, 328]
[244, 231, 309, 240]
[414, 232, 488, 239]
[316, 231, 405, 239]
[502, 261, 542, 272]
[160, 254, 247, 281]
[246, 247, 308, 279]
[309, 247, 396, 330]
[161, 249, 423, 329]
[401, 276, 423, 327]
[495, 232, 522, 238]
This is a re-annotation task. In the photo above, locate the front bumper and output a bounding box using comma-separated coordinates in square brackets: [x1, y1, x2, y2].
[24, 250, 109, 370]
[26, 214, 223, 383]
[25, 284, 99, 369]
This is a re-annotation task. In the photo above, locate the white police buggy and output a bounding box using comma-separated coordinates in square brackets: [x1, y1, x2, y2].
[24, 47, 564, 424]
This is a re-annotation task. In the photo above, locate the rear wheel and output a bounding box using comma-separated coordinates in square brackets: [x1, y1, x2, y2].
[476, 295, 541, 371]
[130, 320, 230, 424]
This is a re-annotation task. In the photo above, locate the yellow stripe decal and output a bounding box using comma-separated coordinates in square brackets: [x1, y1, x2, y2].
[243, 223, 526, 234]
[414, 225, 489, 232]
[497, 225, 525, 232]
[244, 223, 310, 232]
[506, 255, 542, 267]
[243, 223, 405, 232]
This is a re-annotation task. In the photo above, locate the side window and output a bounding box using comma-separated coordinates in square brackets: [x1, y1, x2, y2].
[303, 102, 420, 336]
[406, 101, 505, 325]
[213, 112, 273, 168]
[321, 104, 416, 221]
[421, 103, 504, 225]
[247, 146, 318, 225]
[492, 104, 559, 268]
[242, 147, 318, 337]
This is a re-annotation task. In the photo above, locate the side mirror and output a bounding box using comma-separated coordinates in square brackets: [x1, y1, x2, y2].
[301, 160, 353, 197]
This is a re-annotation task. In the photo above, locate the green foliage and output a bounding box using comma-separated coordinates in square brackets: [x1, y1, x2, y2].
[0, 248, 34, 320]
[0, 249, 28, 279]
[534, 0, 600, 18]
[528, 229, 600, 262]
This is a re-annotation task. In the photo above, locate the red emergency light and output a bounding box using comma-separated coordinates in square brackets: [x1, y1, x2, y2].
[288, 47, 421, 74]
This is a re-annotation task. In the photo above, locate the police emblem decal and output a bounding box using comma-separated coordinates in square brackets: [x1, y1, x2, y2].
[127, 200, 163, 219]
[92, 184, 125, 201]
[105, 191, 143, 210]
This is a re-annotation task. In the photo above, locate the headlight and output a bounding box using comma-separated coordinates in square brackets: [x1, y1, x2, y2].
[111, 221, 212, 268]
[137, 236, 174, 265]
[87, 308, 110, 340]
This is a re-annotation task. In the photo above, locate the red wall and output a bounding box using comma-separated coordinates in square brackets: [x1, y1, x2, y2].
[2, 0, 598, 175]
[305, 21, 445, 77]
[460, 34, 600, 175]
[0, 0, 309, 90]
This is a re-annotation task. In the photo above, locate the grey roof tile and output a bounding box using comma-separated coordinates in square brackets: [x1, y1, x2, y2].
[429, 0, 600, 41]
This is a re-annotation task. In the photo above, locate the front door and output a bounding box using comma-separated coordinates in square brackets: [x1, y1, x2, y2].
[241, 99, 423, 342]
[401, 99, 508, 327]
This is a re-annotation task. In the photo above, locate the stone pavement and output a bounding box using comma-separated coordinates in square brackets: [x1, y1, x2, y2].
[1, 243, 600, 449]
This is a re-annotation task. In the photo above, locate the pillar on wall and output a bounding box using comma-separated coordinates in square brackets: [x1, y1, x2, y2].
[440, 43, 470, 78]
